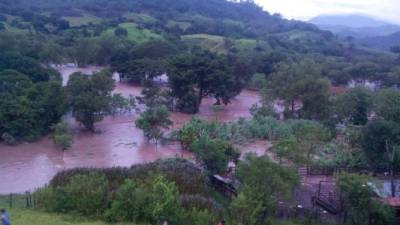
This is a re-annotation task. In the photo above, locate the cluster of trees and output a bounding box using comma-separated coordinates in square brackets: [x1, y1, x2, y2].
[168, 50, 248, 113]
[0, 52, 65, 143]
[0, 51, 136, 144]
[338, 174, 395, 225]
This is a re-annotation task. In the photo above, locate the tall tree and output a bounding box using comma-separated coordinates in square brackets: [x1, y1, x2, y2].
[374, 89, 400, 124]
[362, 119, 400, 196]
[66, 70, 115, 131]
[266, 60, 330, 120]
[335, 87, 372, 125]
[338, 173, 395, 225]
[168, 50, 244, 113]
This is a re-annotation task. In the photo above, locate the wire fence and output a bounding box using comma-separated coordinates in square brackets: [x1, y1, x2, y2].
[0, 192, 35, 209]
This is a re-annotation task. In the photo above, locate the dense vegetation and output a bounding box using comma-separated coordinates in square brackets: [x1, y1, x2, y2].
[1, 0, 400, 224]
[0, 52, 65, 143]
[1, 0, 400, 143]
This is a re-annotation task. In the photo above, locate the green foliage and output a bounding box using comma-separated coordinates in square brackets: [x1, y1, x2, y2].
[135, 105, 173, 142]
[107, 175, 183, 224]
[168, 50, 245, 113]
[53, 120, 73, 150]
[36, 173, 109, 216]
[66, 70, 115, 131]
[229, 154, 299, 225]
[107, 23, 163, 44]
[50, 159, 210, 197]
[334, 87, 372, 125]
[191, 137, 239, 174]
[0, 208, 140, 225]
[272, 137, 303, 164]
[114, 26, 128, 37]
[362, 118, 400, 172]
[374, 89, 400, 124]
[266, 60, 331, 121]
[0, 66, 65, 142]
[338, 173, 395, 225]
[247, 73, 267, 90]
[107, 94, 136, 115]
[182, 209, 218, 225]
[35, 159, 222, 224]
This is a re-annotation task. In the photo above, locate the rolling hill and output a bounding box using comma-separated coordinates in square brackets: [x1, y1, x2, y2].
[359, 31, 400, 50]
[309, 14, 400, 38]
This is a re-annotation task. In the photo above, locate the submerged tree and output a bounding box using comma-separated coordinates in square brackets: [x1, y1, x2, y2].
[66, 70, 115, 131]
[168, 50, 244, 113]
[266, 60, 331, 120]
[135, 105, 173, 143]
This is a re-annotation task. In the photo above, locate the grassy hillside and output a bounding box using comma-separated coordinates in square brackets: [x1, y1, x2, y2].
[62, 13, 102, 27]
[106, 22, 164, 44]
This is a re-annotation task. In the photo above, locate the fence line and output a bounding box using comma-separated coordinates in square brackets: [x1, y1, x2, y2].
[0, 192, 35, 209]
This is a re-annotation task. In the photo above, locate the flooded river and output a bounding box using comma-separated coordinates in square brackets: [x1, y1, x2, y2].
[0, 66, 265, 194]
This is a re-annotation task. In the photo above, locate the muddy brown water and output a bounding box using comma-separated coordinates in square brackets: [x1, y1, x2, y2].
[0, 66, 266, 194]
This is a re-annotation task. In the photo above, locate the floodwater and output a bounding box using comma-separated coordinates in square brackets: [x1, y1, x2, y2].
[0, 66, 264, 194]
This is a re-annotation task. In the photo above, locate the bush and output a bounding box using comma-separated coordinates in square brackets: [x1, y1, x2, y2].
[1, 132, 17, 145]
[107, 175, 183, 224]
[53, 121, 73, 150]
[191, 137, 240, 174]
[50, 159, 209, 196]
[36, 173, 109, 216]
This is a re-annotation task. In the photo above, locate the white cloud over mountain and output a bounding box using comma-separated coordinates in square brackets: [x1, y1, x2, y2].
[256, 0, 400, 24]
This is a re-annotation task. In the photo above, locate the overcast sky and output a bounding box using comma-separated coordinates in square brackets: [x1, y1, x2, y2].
[255, 0, 400, 24]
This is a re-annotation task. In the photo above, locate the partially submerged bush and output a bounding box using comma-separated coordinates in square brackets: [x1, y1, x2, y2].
[53, 121, 73, 150]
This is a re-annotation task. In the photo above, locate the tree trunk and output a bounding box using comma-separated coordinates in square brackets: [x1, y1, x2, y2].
[391, 167, 396, 197]
[291, 100, 295, 118]
[198, 88, 203, 105]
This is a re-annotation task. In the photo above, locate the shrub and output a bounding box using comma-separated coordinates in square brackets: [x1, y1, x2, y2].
[50, 159, 209, 196]
[191, 137, 240, 174]
[1, 132, 17, 145]
[37, 172, 109, 216]
[53, 121, 73, 150]
[107, 175, 183, 224]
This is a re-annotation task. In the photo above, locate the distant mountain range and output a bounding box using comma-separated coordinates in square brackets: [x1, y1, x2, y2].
[309, 14, 400, 50]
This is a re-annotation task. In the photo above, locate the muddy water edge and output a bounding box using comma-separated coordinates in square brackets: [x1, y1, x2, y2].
[0, 66, 266, 194]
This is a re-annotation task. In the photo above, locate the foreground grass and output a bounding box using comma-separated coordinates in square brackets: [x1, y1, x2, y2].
[7, 209, 139, 225]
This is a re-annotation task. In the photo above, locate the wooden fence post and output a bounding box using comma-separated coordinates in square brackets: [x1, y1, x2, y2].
[9, 193, 12, 208]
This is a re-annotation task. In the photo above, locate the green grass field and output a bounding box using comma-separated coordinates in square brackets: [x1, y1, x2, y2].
[166, 20, 192, 31]
[62, 14, 102, 27]
[106, 22, 163, 44]
[182, 34, 228, 53]
[122, 13, 157, 25]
